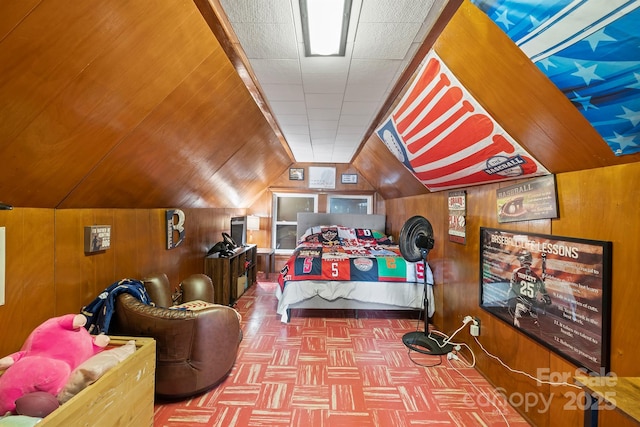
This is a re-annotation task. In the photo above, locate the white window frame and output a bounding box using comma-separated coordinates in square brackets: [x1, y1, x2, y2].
[272, 192, 318, 255]
[327, 194, 373, 214]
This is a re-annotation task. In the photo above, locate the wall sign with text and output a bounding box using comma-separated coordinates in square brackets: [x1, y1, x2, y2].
[480, 227, 612, 373]
[448, 191, 466, 244]
[497, 175, 558, 223]
[84, 225, 111, 253]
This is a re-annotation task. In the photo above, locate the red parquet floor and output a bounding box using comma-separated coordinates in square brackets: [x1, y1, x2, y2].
[153, 281, 531, 426]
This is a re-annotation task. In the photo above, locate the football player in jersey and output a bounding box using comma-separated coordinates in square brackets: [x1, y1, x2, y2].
[507, 250, 551, 327]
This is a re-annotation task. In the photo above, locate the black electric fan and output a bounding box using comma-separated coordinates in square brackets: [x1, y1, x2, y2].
[399, 215, 453, 355]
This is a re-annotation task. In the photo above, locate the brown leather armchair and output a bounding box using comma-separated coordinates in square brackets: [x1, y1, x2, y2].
[111, 273, 242, 399]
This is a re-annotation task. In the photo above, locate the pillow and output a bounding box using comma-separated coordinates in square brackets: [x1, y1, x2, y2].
[57, 340, 136, 404]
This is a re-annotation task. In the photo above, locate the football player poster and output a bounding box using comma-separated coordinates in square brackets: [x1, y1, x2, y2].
[479, 228, 612, 373]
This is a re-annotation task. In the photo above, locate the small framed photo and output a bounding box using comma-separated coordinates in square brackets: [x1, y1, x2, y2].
[341, 173, 358, 184]
[289, 168, 304, 181]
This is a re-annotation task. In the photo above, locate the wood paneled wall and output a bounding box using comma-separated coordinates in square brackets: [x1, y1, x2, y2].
[385, 163, 640, 427]
[0, 207, 241, 357]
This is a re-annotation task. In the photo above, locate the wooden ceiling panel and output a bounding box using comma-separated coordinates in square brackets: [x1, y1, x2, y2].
[0, 0, 291, 209]
[354, 134, 428, 200]
[60, 37, 289, 208]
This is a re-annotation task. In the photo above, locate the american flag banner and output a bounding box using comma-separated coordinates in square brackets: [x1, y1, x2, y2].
[471, 0, 640, 156]
[375, 51, 549, 192]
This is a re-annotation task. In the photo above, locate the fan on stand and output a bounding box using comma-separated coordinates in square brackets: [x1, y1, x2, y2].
[399, 215, 453, 355]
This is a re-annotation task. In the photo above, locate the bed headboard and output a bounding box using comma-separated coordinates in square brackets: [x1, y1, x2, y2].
[296, 213, 386, 240]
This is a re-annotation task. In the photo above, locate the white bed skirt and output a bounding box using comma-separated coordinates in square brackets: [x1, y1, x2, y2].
[275, 280, 434, 323]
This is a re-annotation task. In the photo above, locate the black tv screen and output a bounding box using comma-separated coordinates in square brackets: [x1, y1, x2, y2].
[230, 216, 246, 246]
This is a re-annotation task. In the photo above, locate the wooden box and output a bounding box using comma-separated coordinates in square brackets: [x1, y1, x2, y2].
[39, 336, 156, 427]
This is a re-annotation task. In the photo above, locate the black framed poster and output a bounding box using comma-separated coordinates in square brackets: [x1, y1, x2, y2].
[479, 227, 612, 373]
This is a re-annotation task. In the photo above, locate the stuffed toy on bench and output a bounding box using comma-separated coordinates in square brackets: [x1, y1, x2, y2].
[0, 313, 109, 416]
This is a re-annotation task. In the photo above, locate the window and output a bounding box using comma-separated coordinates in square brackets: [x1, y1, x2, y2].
[327, 195, 372, 214]
[272, 193, 318, 253]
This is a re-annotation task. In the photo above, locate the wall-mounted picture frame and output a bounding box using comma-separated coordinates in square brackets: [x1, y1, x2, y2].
[289, 168, 304, 181]
[309, 166, 336, 189]
[341, 173, 358, 184]
[479, 227, 612, 373]
[84, 225, 111, 253]
[497, 175, 558, 223]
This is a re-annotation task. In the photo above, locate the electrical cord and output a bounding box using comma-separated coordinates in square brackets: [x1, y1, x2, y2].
[472, 336, 581, 389]
[446, 356, 511, 427]
[426, 319, 581, 389]
[406, 347, 443, 367]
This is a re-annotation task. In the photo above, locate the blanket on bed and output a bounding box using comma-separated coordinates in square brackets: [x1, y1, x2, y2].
[278, 226, 425, 290]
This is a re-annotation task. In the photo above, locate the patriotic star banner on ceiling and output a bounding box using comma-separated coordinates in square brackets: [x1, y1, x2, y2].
[375, 51, 549, 192]
[470, 0, 640, 156]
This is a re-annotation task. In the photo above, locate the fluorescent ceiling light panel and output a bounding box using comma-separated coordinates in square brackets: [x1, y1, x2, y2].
[300, 0, 352, 56]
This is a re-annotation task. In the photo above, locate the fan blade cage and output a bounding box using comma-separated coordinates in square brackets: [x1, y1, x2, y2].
[399, 215, 434, 262]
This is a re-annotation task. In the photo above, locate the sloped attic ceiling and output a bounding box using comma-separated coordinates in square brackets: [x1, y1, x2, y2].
[0, 0, 291, 209]
[1, 1, 639, 209]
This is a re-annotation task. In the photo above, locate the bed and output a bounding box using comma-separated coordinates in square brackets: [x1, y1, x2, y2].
[275, 213, 434, 322]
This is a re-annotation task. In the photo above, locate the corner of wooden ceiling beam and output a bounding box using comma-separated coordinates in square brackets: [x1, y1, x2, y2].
[192, 0, 296, 162]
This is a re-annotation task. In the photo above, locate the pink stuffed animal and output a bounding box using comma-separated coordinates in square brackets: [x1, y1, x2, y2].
[0, 313, 109, 415]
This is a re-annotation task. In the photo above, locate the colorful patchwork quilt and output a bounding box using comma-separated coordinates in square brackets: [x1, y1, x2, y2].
[278, 226, 424, 291]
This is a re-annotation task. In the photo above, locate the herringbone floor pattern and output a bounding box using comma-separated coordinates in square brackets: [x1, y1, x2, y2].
[153, 281, 530, 426]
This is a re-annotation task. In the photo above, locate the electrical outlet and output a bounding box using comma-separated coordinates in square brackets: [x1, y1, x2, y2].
[470, 318, 481, 336]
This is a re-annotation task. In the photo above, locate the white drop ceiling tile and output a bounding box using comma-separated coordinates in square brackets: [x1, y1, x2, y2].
[294, 151, 316, 162]
[352, 22, 422, 60]
[312, 141, 335, 149]
[302, 74, 348, 94]
[403, 42, 421, 62]
[308, 108, 341, 121]
[281, 124, 310, 134]
[310, 127, 337, 139]
[332, 146, 357, 160]
[336, 129, 365, 140]
[341, 101, 379, 116]
[233, 23, 298, 59]
[309, 120, 338, 131]
[305, 93, 344, 109]
[285, 134, 311, 145]
[337, 124, 367, 135]
[220, 0, 292, 23]
[261, 84, 304, 101]
[334, 137, 362, 147]
[300, 55, 351, 74]
[344, 84, 387, 102]
[216, 0, 445, 163]
[359, 0, 435, 23]
[348, 59, 402, 83]
[275, 114, 308, 126]
[420, 1, 448, 35]
[270, 101, 307, 115]
[339, 115, 374, 128]
[251, 59, 301, 84]
[313, 150, 334, 162]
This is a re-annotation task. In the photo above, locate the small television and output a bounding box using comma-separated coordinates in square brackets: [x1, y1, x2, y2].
[230, 216, 247, 247]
